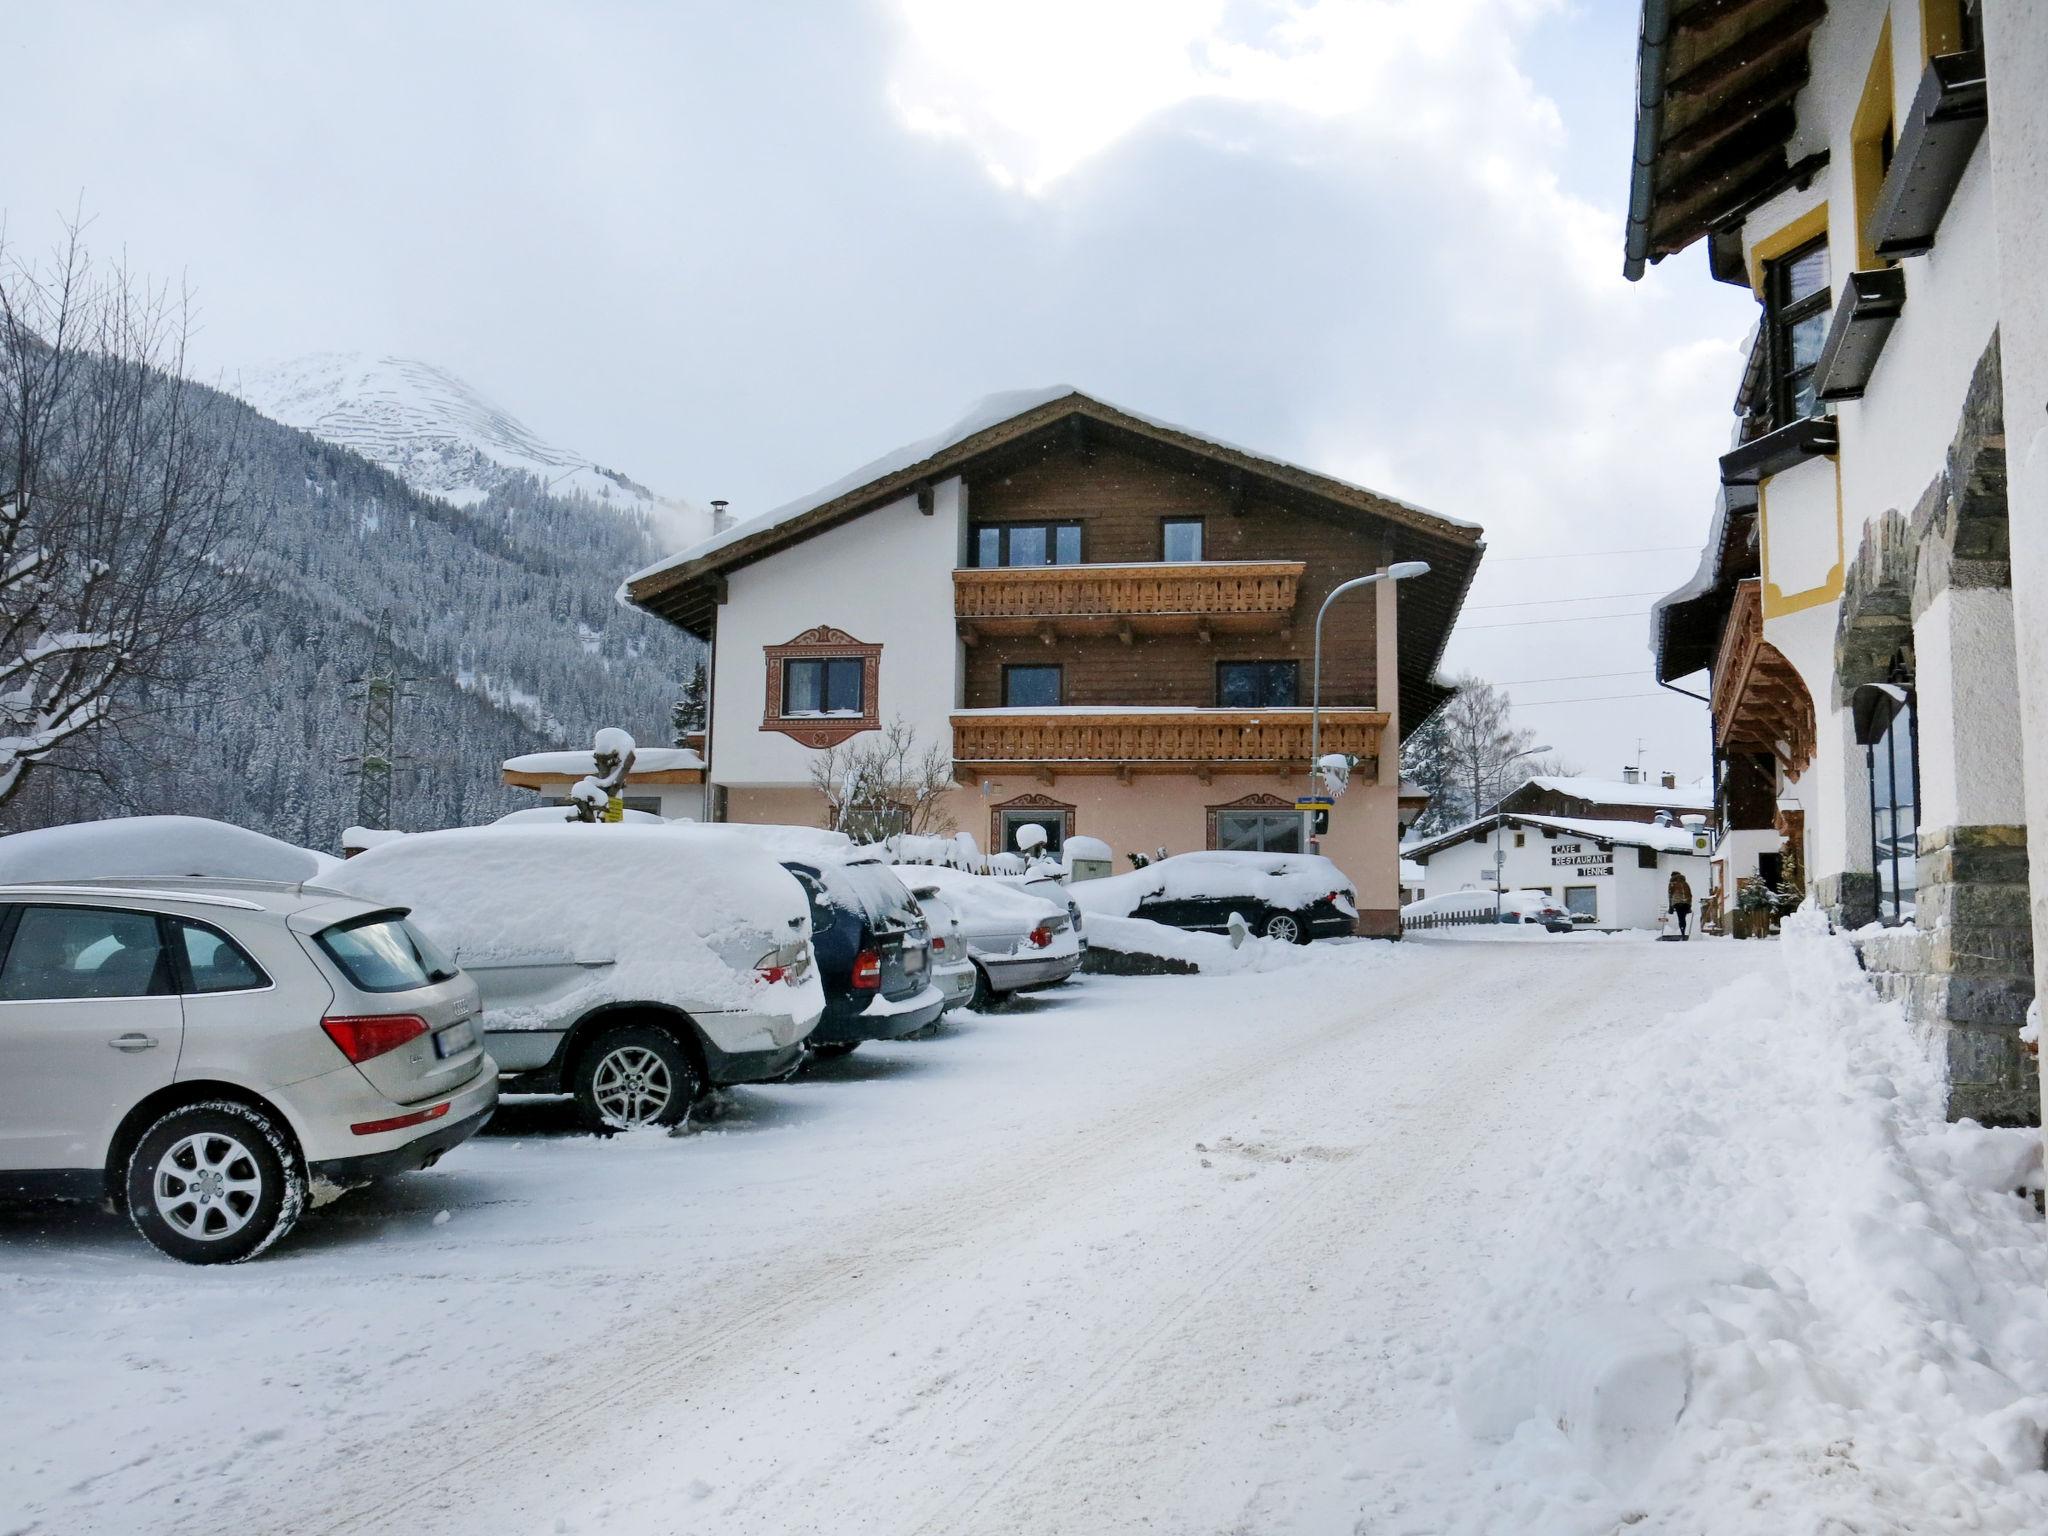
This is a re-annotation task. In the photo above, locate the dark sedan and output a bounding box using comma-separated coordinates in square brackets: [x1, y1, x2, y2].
[783, 857, 946, 1056]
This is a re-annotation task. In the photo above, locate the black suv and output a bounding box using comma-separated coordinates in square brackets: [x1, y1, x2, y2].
[782, 859, 944, 1057]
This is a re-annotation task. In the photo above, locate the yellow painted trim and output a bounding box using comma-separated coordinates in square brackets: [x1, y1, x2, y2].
[1920, 0, 1964, 61]
[1746, 203, 1831, 296]
[1850, 16, 1896, 270]
[1757, 458, 1847, 619]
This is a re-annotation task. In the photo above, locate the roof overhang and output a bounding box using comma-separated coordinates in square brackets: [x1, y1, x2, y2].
[1624, 0, 1831, 280]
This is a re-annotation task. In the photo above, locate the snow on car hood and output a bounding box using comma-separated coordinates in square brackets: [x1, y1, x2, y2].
[1071, 851, 1355, 919]
[322, 823, 823, 1024]
[889, 863, 1064, 936]
[0, 814, 335, 885]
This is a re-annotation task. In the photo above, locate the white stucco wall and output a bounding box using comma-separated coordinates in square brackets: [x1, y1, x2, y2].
[709, 478, 965, 788]
[1914, 586, 2027, 831]
[1417, 828, 1712, 932]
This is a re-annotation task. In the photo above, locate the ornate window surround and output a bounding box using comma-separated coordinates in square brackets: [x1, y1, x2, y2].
[989, 792, 1075, 854]
[1205, 791, 1295, 850]
[761, 626, 882, 748]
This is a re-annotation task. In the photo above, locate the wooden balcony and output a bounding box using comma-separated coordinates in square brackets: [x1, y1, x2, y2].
[953, 561, 1305, 643]
[951, 707, 1386, 783]
[1711, 579, 1815, 775]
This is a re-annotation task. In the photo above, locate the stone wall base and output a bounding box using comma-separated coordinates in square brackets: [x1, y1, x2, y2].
[1816, 870, 1878, 932]
[1854, 825, 2038, 1127]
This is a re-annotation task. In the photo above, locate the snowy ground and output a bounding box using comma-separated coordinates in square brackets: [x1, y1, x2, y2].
[4, 927, 2044, 1535]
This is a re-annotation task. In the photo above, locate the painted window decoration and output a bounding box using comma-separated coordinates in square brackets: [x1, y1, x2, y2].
[1216, 660, 1298, 708]
[1002, 664, 1062, 708]
[1162, 517, 1204, 562]
[1765, 237, 1830, 426]
[1216, 810, 1303, 854]
[1855, 680, 1919, 925]
[971, 522, 1083, 568]
[1562, 886, 1599, 921]
[783, 656, 864, 716]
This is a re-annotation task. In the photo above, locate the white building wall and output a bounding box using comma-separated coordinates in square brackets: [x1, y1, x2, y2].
[1418, 829, 1712, 932]
[1915, 586, 2027, 832]
[709, 478, 965, 789]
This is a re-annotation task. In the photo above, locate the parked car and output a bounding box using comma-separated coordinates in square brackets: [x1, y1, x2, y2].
[1071, 850, 1358, 943]
[780, 857, 945, 1055]
[892, 864, 1084, 1007]
[325, 824, 824, 1128]
[0, 879, 498, 1264]
[897, 879, 978, 1015]
[1400, 888, 1576, 933]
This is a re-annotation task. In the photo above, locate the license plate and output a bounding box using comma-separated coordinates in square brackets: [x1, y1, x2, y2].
[902, 947, 926, 973]
[433, 1019, 476, 1058]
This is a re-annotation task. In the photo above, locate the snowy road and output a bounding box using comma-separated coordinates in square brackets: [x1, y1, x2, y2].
[8, 929, 2045, 1536]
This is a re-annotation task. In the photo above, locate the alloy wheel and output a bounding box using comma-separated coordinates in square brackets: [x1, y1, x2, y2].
[152, 1131, 264, 1242]
[590, 1045, 674, 1127]
[1264, 913, 1303, 944]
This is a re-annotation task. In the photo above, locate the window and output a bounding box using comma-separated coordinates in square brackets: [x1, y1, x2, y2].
[1217, 660, 1298, 708]
[1563, 886, 1599, 921]
[1858, 683, 1919, 925]
[173, 919, 268, 994]
[1216, 810, 1303, 853]
[0, 905, 170, 1001]
[1162, 518, 1204, 562]
[970, 522, 1083, 568]
[316, 913, 459, 994]
[1637, 845, 1660, 870]
[1002, 664, 1062, 707]
[1001, 810, 1066, 855]
[1765, 237, 1831, 425]
[783, 656, 865, 716]
[1513, 832, 1526, 848]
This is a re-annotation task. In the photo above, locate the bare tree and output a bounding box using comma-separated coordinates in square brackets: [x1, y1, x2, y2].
[808, 717, 957, 843]
[1401, 673, 1563, 832]
[0, 220, 246, 814]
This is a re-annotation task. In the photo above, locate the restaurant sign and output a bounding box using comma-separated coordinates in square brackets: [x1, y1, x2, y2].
[1549, 840, 1614, 876]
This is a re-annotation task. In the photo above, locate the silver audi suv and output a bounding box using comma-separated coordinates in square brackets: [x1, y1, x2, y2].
[0, 879, 499, 1263]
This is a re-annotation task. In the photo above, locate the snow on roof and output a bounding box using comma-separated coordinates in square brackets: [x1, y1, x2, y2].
[1400, 859, 1426, 886]
[1648, 491, 1737, 668]
[0, 815, 335, 885]
[1515, 775, 1711, 810]
[621, 386, 1473, 595]
[502, 746, 705, 776]
[1407, 811, 1706, 861]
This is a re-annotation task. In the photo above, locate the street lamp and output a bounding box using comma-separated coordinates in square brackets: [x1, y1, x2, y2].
[1306, 561, 1430, 850]
[1490, 742, 1551, 922]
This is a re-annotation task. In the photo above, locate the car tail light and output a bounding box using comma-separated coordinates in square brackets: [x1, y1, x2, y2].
[1027, 923, 1053, 950]
[931, 935, 947, 954]
[322, 1014, 430, 1064]
[852, 949, 882, 989]
[351, 1101, 451, 1137]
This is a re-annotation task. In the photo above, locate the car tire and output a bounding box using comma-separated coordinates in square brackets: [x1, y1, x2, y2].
[809, 1041, 860, 1060]
[125, 1100, 304, 1266]
[967, 963, 1004, 1011]
[573, 1023, 703, 1131]
[1261, 911, 1310, 945]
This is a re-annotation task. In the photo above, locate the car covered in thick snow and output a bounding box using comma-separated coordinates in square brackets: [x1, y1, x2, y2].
[323, 824, 824, 1127]
[895, 878, 978, 1015]
[892, 864, 1083, 1007]
[779, 856, 945, 1054]
[0, 815, 338, 886]
[1400, 888, 1576, 933]
[1070, 851, 1358, 944]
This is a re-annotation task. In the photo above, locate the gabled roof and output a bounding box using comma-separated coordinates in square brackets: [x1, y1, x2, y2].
[621, 387, 1487, 734]
[1503, 774, 1713, 812]
[1406, 811, 1707, 862]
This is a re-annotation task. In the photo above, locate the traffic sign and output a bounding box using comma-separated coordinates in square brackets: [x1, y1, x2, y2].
[1294, 797, 1333, 812]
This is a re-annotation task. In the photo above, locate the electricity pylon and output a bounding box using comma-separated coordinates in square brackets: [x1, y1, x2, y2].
[342, 614, 420, 829]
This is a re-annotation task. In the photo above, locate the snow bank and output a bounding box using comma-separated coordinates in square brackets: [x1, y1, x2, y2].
[1081, 913, 1322, 974]
[322, 824, 823, 1026]
[1417, 911, 2048, 1531]
[0, 815, 334, 885]
[1072, 850, 1356, 920]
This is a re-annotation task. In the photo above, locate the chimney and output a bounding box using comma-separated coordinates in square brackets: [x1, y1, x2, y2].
[710, 499, 731, 534]
[1622, 765, 1641, 785]
[1661, 770, 1676, 790]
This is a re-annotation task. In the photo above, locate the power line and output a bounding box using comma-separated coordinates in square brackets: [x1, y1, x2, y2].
[1484, 544, 1696, 562]
[1464, 588, 1668, 611]
[1460, 609, 1648, 631]
[1493, 669, 1646, 685]
[1513, 691, 1694, 706]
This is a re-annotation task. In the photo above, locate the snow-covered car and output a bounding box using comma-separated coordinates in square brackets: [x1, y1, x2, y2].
[324, 824, 823, 1128]
[1400, 889, 1575, 933]
[0, 879, 498, 1264]
[892, 864, 1083, 1007]
[897, 880, 977, 1014]
[1071, 851, 1358, 944]
[780, 858, 945, 1055]
[0, 814, 337, 885]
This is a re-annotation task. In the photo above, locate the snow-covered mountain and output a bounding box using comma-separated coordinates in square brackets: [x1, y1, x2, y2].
[236, 352, 710, 543]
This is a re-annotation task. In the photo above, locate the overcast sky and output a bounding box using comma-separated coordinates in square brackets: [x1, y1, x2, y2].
[3, 0, 1756, 786]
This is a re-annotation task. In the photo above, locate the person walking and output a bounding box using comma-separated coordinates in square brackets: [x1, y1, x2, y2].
[1668, 869, 1694, 939]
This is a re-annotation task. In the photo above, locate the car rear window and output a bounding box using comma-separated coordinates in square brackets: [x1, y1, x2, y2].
[316, 912, 458, 994]
[838, 865, 919, 931]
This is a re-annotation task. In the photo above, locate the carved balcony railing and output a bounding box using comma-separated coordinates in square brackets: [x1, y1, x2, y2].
[953, 561, 1305, 642]
[951, 707, 1386, 782]
[1711, 578, 1816, 775]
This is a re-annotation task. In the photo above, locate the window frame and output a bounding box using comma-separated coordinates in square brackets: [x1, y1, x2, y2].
[968, 521, 1085, 568]
[781, 655, 866, 718]
[1214, 810, 1305, 854]
[1861, 683, 1921, 927]
[1215, 659, 1301, 708]
[1161, 517, 1205, 563]
[1562, 885, 1599, 921]
[0, 902, 178, 1004]
[1764, 235, 1832, 428]
[1001, 663, 1064, 708]
[167, 916, 274, 997]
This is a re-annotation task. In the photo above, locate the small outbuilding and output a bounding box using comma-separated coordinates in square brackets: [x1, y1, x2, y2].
[501, 745, 707, 822]
[1406, 811, 1712, 933]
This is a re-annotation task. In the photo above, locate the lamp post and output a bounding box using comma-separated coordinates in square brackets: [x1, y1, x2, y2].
[1489, 742, 1552, 922]
[1307, 561, 1430, 851]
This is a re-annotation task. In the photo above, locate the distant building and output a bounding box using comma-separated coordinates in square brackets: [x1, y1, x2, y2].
[500, 746, 706, 822]
[1492, 770, 1712, 826]
[1407, 812, 1713, 932]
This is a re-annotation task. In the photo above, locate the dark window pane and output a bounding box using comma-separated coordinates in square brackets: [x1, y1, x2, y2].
[1217, 812, 1303, 852]
[1007, 526, 1048, 566]
[1784, 243, 1829, 301]
[1053, 525, 1082, 564]
[1003, 666, 1061, 707]
[824, 657, 864, 713]
[317, 915, 454, 994]
[176, 920, 267, 994]
[1003, 813, 1064, 854]
[1789, 310, 1829, 371]
[1218, 663, 1260, 707]
[1563, 887, 1599, 918]
[0, 906, 169, 1001]
[1163, 520, 1203, 562]
[974, 527, 1000, 567]
[785, 658, 823, 713]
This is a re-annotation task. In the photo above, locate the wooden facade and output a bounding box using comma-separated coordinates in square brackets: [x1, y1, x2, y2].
[951, 708, 1387, 780]
[1711, 578, 1817, 775]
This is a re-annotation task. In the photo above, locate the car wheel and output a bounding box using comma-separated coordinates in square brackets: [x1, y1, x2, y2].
[574, 1023, 702, 1131]
[1261, 911, 1309, 945]
[809, 1041, 860, 1060]
[125, 1100, 304, 1266]
[967, 963, 995, 1011]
